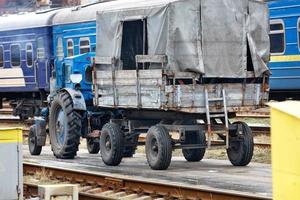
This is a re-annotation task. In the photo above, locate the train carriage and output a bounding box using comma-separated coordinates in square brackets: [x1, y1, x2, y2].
[269, 0, 300, 98]
[0, 10, 58, 118]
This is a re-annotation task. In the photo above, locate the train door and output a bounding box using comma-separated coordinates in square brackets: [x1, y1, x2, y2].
[54, 35, 65, 89]
[35, 37, 47, 89]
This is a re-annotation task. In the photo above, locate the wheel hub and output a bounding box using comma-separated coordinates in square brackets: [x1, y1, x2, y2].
[105, 136, 111, 150]
[150, 138, 158, 156]
[152, 144, 158, 152]
[29, 137, 35, 144]
[55, 108, 66, 145]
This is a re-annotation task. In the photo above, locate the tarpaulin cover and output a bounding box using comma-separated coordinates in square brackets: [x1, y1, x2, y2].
[95, 0, 270, 78]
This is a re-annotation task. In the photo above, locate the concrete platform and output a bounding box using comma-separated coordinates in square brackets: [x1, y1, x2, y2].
[23, 145, 272, 198]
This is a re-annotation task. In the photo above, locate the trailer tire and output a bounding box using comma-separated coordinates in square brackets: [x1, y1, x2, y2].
[146, 125, 172, 170]
[123, 134, 139, 157]
[49, 92, 82, 159]
[87, 138, 100, 154]
[100, 122, 124, 166]
[28, 125, 42, 156]
[182, 130, 206, 162]
[227, 121, 253, 166]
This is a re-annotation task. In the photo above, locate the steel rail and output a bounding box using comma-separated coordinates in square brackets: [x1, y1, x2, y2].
[249, 124, 270, 135]
[236, 112, 270, 118]
[23, 162, 271, 200]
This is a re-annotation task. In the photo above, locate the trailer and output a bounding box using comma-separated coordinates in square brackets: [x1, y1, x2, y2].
[29, 0, 270, 170]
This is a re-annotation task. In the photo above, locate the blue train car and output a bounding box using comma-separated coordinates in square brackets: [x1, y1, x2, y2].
[269, 0, 300, 98]
[0, 10, 58, 118]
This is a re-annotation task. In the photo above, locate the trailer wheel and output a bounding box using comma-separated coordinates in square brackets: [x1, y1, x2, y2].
[28, 125, 42, 156]
[182, 129, 206, 162]
[146, 125, 172, 170]
[227, 121, 253, 166]
[123, 134, 139, 157]
[49, 92, 82, 159]
[100, 122, 124, 166]
[87, 138, 100, 154]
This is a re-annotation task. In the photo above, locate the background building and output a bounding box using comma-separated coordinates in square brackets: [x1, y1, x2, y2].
[0, 0, 93, 14]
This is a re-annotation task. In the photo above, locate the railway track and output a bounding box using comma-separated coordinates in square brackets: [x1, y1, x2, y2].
[0, 118, 271, 148]
[23, 162, 271, 200]
[236, 111, 270, 118]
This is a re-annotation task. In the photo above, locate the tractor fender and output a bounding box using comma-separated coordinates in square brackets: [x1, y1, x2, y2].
[60, 88, 87, 111]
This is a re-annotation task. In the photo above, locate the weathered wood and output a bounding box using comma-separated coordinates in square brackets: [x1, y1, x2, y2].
[96, 56, 115, 64]
[95, 68, 263, 114]
[135, 55, 167, 64]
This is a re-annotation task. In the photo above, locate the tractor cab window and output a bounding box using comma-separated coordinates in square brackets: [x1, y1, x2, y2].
[57, 37, 64, 61]
[26, 43, 33, 67]
[80, 37, 90, 54]
[67, 39, 74, 57]
[0, 46, 3, 68]
[11, 44, 21, 67]
[270, 20, 285, 54]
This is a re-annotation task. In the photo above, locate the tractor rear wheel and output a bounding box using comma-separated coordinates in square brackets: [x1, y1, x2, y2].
[49, 92, 82, 159]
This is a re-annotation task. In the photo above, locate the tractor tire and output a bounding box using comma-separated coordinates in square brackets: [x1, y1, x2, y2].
[28, 125, 42, 156]
[227, 121, 254, 166]
[49, 91, 82, 159]
[145, 125, 172, 170]
[100, 122, 124, 166]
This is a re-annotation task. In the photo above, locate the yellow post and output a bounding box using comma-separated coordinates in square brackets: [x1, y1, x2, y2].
[0, 127, 23, 199]
[0, 127, 23, 143]
[270, 101, 300, 200]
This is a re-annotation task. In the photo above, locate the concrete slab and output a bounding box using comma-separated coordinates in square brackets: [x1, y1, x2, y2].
[23, 145, 272, 198]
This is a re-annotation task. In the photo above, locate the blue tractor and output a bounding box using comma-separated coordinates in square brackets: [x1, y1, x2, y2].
[29, 52, 100, 156]
[29, 52, 138, 157]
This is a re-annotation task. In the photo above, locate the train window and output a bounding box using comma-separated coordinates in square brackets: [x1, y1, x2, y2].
[26, 43, 33, 67]
[80, 37, 90, 54]
[85, 65, 92, 83]
[37, 37, 45, 59]
[270, 20, 285, 54]
[67, 39, 74, 57]
[10, 44, 21, 67]
[57, 37, 64, 61]
[0, 46, 3, 68]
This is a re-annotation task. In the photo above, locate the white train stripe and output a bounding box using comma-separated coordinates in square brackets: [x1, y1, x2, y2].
[0, 68, 25, 87]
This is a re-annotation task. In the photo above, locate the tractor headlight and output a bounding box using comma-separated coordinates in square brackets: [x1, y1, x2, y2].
[70, 74, 82, 84]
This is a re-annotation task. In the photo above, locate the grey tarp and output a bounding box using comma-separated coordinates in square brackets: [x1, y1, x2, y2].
[95, 0, 270, 78]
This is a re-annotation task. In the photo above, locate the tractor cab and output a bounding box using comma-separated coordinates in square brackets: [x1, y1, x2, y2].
[56, 52, 95, 103]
